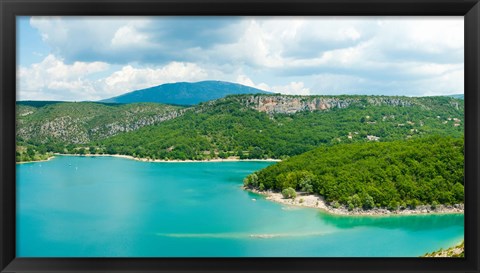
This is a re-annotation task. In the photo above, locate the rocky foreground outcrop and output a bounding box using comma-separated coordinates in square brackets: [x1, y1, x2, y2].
[423, 241, 464, 257]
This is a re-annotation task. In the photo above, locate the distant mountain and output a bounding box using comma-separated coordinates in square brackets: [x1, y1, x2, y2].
[17, 101, 64, 108]
[447, 94, 464, 100]
[100, 80, 271, 105]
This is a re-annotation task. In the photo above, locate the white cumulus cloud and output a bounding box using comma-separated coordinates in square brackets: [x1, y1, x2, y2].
[111, 25, 150, 48]
[17, 54, 109, 101]
[234, 75, 310, 95]
[102, 62, 209, 96]
[21, 16, 464, 98]
[271, 82, 311, 95]
[17, 55, 211, 101]
[235, 75, 270, 91]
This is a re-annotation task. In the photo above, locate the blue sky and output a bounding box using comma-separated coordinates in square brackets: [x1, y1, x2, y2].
[17, 16, 464, 101]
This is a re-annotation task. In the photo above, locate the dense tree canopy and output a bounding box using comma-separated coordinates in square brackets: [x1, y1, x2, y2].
[248, 136, 464, 209]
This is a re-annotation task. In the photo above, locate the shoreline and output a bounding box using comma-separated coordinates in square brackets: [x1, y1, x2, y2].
[21, 153, 281, 163]
[246, 188, 464, 216]
[16, 155, 55, 164]
[16, 154, 465, 216]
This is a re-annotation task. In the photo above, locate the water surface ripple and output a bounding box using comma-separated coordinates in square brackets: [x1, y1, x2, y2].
[16, 156, 464, 257]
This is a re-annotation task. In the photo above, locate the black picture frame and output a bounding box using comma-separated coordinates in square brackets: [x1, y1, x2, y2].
[1, 0, 479, 272]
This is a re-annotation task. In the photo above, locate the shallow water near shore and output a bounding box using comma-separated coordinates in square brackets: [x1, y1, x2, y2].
[16, 156, 464, 257]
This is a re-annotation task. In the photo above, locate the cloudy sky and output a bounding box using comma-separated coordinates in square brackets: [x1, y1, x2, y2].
[17, 16, 464, 101]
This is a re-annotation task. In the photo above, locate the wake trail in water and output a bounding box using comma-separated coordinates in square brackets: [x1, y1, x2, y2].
[155, 231, 333, 239]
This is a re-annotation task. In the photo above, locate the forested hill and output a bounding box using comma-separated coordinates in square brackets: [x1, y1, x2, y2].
[246, 136, 464, 209]
[100, 80, 270, 105]
[95, 94, 463, 160]
[16, 94, 463, 162]
[17, 102, 184, 147]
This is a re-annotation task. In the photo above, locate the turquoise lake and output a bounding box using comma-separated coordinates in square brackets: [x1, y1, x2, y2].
[16, 156, 464, 257]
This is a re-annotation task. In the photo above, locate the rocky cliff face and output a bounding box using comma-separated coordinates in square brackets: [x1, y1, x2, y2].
[238, 95, 420, 114]
[241, 96, 355, 114]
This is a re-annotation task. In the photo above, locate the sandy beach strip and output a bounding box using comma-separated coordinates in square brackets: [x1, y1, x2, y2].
[247, 188, 464, 216]
[51, 153, 281, 163]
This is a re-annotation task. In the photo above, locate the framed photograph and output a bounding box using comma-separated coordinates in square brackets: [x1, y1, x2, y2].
[1, 0, 479, 272]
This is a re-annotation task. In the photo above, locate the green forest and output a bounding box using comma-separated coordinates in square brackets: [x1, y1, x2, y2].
[16, 102, 183, 161]
[245, 136, 464, 210]
[94, 95, 463, 160]
[16, 94, 465, 208]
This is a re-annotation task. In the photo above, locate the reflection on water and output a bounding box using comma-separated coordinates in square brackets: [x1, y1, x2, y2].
[320, 212, 464, 231]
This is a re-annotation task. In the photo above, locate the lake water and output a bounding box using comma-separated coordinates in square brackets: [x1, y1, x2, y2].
[16, 156, 464, 257]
